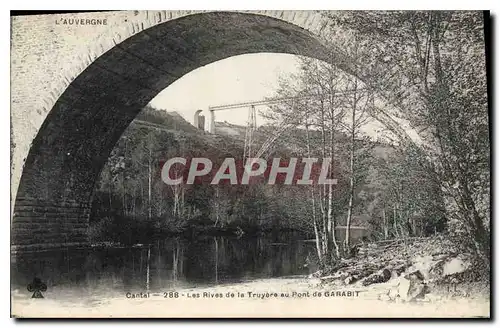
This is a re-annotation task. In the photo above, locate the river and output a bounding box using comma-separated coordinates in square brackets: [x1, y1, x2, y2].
[12, 233, 316, 297]
[11, 234, 489, 318]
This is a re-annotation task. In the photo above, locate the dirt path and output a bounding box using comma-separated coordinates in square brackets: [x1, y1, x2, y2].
[12, 276, 490, 318]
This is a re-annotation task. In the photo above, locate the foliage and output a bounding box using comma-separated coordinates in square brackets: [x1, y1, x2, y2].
[325, 11, 489, 267]
[90, 13, 489, 276]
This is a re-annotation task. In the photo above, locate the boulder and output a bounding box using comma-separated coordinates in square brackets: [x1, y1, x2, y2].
[397, 270, 428, 302]
[391, 263, 410, 278]
[443, 257, 470, 277]
[411, 255, 435, 280]
[344, 276, 356, 285]
[361, 268, 392, 286]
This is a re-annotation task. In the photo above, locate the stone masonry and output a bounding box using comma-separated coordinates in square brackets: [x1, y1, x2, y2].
[11, 10, 421, 250]
[10, 10, 333, 249]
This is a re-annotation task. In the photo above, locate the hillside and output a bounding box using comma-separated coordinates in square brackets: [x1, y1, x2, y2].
[213, 121, 402, 230]
[90, 106, 445, 245]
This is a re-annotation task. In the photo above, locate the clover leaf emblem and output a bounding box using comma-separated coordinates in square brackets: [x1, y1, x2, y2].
[27, 277, 47, 298]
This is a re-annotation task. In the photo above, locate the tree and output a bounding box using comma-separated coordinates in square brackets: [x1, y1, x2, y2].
[327, 11, 489, 267]
[263, 52, 359, 263]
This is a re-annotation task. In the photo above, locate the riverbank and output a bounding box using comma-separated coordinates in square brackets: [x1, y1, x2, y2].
[89, 215, 309, 246]
[12, 275, 489, 318]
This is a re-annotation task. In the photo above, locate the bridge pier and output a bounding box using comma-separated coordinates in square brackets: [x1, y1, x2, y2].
[12, 198, 90, 252]
[209, 110, 215, 133]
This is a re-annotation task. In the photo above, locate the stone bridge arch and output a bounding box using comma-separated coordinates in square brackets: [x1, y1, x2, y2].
[11, 10, 418, 249]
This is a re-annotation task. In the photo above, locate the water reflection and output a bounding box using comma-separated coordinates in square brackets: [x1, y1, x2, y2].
[12, 234, 315, 295]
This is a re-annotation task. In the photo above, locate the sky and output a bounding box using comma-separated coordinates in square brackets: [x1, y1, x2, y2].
[148, 52, 421, 144]
[149, 53, 301, 128]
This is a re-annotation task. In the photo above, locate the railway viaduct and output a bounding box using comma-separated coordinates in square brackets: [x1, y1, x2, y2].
[10, 10, 420, 250]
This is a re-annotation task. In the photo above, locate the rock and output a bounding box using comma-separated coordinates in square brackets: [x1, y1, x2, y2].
[384, 277, 403, 301]
[388, 284, 400, 300]
[408, 270, 425, 281]
[391, 263, 409, 278]
[320, 270, 350, 283]
[443, 257, 470, 276]
[408, 281, 427, 301]
[379, 291, 392, 301]
[309, 270, 323, 279]
[411, 255, 435, 280]
[319, 275, 337, 283]
[432, 253, 452, 261]
[361, 268, 392, 286]
[344, 276, 356, 285]
[397, 276, 411, 300]
[428, 260, 445, 279]
[398, 270, 428, 302]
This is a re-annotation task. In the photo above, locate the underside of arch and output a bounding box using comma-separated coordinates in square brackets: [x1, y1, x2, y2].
[12, 11, 332, 249]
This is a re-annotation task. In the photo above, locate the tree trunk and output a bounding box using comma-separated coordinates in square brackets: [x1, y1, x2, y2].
[146, 246, 151, 291]
[305, 122, 322, 261]
[328, 94, 340, 260]
[345, 77, 357, 251]
[382, 206, 389, 239]
[393, 205, 399, 238]
[214, 237, 219, 283]
[148, 148, 152, 220]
